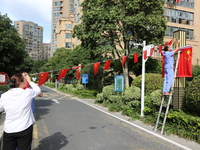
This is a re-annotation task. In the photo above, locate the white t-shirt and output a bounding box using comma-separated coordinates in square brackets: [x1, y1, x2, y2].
[0, 82, 41, 133]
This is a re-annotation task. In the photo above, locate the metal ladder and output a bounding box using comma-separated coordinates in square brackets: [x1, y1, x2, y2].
[154, 51, 181, 134]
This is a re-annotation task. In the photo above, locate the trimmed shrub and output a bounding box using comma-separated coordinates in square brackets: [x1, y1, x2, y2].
[185, 75, 200, 115]
[65, 84, 76, 91]
[131, 73, 163, 95]
[102, 85, 115, 97]
[76, 84, 84, 90]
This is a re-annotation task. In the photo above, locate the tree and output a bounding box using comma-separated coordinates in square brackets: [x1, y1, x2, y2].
[73, 0, 167, 87]
[0, 14, 32, 76]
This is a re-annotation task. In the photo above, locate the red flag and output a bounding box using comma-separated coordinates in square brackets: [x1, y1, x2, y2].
[176, 0, 180, 3]
[72, 65, 83, 69]
[158, 44, 162, 53]
[104, 60, 112, 70]
[121, 56, 127, 67]
[76, 70, 80, 79]
[161, 52, 165, 78]
[38, 72, 49, 86]
[93, 62, 101, 75]
[133, 53, 138, 63]
[177, 46, 192, 77]
[150, 47, 154, 56]
[58, 68, 69, 81]
[164, 39, 173, 49]
[143, 50, 147, 60]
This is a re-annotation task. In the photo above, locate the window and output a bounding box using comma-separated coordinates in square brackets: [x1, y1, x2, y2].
[66, 33, 72, 39]
[165, 26, 194, 39]
[66, 24, 72, 29]
[65, 42, 71, 48]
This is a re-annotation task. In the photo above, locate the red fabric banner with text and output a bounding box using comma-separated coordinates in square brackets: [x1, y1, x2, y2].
[58, 68, 69, 81]
[93, 62, 101, 75]
[177, 46, 193, 77]
[104, 60, 112, 70]
[158, 44, 162, 53]
[133, 53, 138, 63]
[38, 72, 49, 86]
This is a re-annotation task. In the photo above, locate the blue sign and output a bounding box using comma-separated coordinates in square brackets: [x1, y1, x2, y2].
[114, 75, 124, 92]
[82, 74, 88, 84]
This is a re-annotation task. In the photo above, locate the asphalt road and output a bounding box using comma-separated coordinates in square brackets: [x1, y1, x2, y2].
[0, 86, 199, 150]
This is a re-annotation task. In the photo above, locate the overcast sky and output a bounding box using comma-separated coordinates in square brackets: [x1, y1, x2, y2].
[0, 0, 52, 43]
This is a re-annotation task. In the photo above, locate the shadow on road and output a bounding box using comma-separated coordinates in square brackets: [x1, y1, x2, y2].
[33, 132, 68, 150]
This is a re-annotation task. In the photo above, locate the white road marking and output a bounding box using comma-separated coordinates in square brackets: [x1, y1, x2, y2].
[52, 99, 60, 104]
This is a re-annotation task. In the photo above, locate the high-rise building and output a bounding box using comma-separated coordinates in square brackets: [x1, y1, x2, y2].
[42, 43, 51, 59]
[51, 0, 75, 56]
[52, 0, 199, 65]
[163, 0, 199, 65]
[14, 20, 43, 61]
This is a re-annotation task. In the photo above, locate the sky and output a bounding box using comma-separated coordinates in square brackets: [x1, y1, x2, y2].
[0, 0, 52, 43]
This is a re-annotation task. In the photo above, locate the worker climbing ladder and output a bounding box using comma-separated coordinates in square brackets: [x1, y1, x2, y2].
[154, 51, 181, 134]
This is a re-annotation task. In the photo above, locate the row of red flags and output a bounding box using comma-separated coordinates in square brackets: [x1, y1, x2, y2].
[37, 42, 192, 86]
[38, 53, 139, 86]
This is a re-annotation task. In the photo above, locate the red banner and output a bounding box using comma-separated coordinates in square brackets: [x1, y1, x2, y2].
[143, 50, 147, 60]
[104, 60, 112, 70]
[133, 53, 138, 63]
[150, 47, 154, 56]
[177, 46, 192, 77]
[38, 72, 49, 86]
[76, 70, 80, 79]
[93, 62, 101, 75]
[121, 56, 127, 67]
[158, 44, 162, 53]
[58, 69, 69, 81]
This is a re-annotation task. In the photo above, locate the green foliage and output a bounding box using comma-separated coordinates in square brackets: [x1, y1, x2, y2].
[149, 90, 162, 106]
[130, 57, 162, 76]
[166, 110, 200, 143]
[102, 85, 115, 98]
[132, 73, 163, 95]
[75, 84, 84, 90]
[0, 85, 9, 93]
[192, 65, 200, 77]
[0, 14, 33, 76]
[185, 75, 200, 115]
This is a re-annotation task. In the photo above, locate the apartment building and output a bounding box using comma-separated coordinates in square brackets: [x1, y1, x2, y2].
[51, 0, 75, 56]
[42, 43, 51, 59]
[163, 0, 199, 65]
[14, 20, 43, 61]
[52, 0, 199, 65]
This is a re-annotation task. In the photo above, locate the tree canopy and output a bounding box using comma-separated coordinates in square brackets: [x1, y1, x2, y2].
[73, 0, 167, 87]
[0, 14, 33, 76]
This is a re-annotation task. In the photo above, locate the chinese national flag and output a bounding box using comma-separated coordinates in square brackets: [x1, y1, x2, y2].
[121, 56, 127, 67]
[38, 72, 49, 86]
[76, 70, 80, 79]
[158, 44, 162, 53]
[58, 69, 69, 81]
[104, 60, 112, 70]
[133, 53, 138, 63]
[177, 46, 192, 77]
[93, 62, 101, 75]
[143, 50, 147, 60]
[150, 47, 154, 56]
[176, 0, 180, 3]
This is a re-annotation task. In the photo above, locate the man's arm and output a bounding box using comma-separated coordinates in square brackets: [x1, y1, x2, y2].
[174, 39, 180, 53]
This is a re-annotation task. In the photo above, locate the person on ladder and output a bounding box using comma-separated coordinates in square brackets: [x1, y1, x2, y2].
[162, 38, 180, 95]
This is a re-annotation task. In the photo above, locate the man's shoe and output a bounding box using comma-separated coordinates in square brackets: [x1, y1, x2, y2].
[163, 92, 170, 95]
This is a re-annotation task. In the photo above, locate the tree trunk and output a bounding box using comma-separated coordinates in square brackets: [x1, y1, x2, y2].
[123, 61, 129, 88]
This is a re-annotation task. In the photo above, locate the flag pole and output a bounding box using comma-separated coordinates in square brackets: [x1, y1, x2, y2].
[141, 40, 146, 117]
